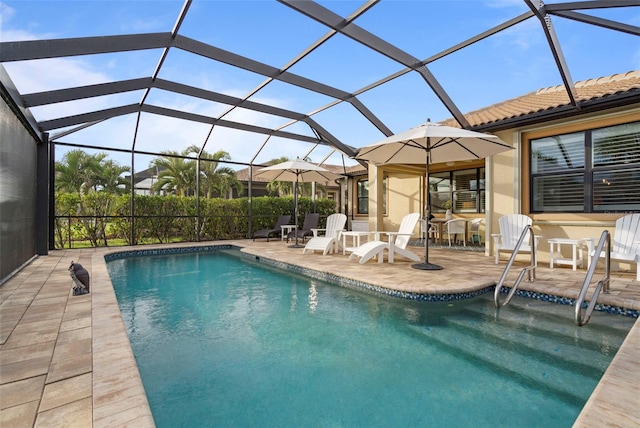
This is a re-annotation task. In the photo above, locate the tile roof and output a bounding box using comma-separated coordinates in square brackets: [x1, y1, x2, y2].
[441, 70, 640, 129]
[234, 168, 270, 183]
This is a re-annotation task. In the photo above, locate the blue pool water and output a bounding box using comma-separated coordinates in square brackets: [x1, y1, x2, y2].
[107, 249, 635, 427]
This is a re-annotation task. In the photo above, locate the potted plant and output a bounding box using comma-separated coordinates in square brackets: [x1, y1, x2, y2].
[443, 200, 453, 219]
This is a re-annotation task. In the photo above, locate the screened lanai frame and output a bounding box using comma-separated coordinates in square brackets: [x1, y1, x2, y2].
[1, 0, 639, 248]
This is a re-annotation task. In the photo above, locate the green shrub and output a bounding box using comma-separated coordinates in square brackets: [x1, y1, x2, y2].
[54, 193, 336, 248]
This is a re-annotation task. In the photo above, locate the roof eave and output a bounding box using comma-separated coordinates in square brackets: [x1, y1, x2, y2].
[468, 91, 640, 133]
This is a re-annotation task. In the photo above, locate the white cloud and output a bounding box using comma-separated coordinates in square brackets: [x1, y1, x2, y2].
[0, 2, 16, 27]
[122, 18, 165, 33]
[4, 58, 110, 94]
[0, 2, 43, 42]
[2, 49, 302, 165]
[0, 2, 59, 41]
[0, 28, 38, 42]
[492, 17, 542, 51]
[0, 3, 354, 167]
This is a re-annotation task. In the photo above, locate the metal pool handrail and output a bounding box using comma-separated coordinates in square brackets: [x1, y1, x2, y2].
[575, 230, 611, 326]
[494, 225, 537, 307]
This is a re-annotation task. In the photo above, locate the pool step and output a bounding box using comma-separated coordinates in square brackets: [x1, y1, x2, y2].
[457, 307, 625, 355]
[485, 294, 633, 335]
[407, 321, 601, 405]
[443, 315, 611, 374]
[459, 299, 630, 355]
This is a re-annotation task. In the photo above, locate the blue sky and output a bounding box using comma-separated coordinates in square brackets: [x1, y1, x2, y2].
[1, 0, 639, 170]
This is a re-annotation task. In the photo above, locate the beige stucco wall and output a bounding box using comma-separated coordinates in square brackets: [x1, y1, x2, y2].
[487, 129, 522, 259]
[365, 164, 423, 236]
[385, 173, 423, 233]
[488, 106, 640, 269]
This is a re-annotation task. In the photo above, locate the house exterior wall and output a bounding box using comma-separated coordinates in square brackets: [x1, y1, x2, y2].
[502, 106, 640, 267]
[359, 164, 423, 236]
[483, 106, 639, 266]
[367, 164, 383, 231]
[357, 104, 639, 270]
[381, 172, 422, 234]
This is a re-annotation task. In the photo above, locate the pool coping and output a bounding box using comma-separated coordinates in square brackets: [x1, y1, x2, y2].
[239, 249, 640, 317]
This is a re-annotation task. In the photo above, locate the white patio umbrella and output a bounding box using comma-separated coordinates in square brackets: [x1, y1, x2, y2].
[256, 159, 343, 248]
[356, 119, 513, 270]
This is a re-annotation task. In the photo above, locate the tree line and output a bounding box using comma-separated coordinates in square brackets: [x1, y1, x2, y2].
[55, 146, 243, 198]
[53, 149, 336, 248]
[55, 149, 326, 198]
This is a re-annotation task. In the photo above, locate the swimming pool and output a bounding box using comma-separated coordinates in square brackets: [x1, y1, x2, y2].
[106, 248, 635, 427]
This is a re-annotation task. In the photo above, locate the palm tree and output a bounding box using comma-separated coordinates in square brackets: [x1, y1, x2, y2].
[150, 151, 196, 196]
[54, 149, 130, 247]
[184, 146, 243, 198]
[150, 146, 243, 198]
[55, 149, 105, 193]
[97, 159, 130, 194]
[208, 165, 244, 198]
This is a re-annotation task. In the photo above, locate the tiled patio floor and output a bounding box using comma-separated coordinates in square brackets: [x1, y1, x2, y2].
[1, 240, 639, 427]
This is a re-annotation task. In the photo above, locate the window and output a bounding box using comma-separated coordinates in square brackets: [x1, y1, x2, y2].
[530, 122, 640, 213]
[357, 178, 386, 214]
[429, 173, 451, 212]
[429, 168, 485, 213]
[357, 180, 368, 214]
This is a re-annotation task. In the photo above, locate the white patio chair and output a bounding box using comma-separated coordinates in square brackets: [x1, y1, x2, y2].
[349, 212, 421, 264]
[587, 213, 640, 281]
[443, 218, 466, 247]
[468, 218, 483, 244]
[491, 214, 540, 264]
[419, 218, 438, 243]
[419, 218, 439, 242]
[302, 213, 347, 255]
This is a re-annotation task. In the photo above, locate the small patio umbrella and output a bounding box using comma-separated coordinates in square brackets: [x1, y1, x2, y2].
[256, 159, 343, 248]
[356, 119, 513, 270]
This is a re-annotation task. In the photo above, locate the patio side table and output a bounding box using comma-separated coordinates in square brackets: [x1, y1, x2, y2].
[341, 231, 370, 255]
[548, 238, 588, 271]
[281, 225, 297, 242]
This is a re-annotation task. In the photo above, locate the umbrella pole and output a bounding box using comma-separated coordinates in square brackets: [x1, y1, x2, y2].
[289, 174, 304, 248]
[412, 147, 443, 270]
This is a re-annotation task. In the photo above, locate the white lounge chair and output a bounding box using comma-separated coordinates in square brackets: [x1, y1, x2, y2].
[491, 214, 540, 264]
[302, 213, 347, 255]
[349, 212, 421, 264]
[587, 214, 640, 281]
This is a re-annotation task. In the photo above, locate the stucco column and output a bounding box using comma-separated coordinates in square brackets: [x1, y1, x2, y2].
[368, 163, 384, 231]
